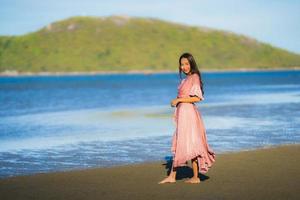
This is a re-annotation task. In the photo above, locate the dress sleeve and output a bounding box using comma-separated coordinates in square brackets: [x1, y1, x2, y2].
[189, 74, 204, 100]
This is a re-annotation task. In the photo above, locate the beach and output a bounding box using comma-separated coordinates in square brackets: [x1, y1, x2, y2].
[0, 144, 299, 200]
[1, 70, 299, 199]
[1, 67, 300, 77]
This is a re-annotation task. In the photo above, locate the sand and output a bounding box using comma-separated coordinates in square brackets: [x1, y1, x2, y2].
[1, 67, 300, 77]
[0, 144, 299, 200]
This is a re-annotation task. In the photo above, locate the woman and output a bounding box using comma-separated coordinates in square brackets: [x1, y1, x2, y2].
[159, 53, 216, 184]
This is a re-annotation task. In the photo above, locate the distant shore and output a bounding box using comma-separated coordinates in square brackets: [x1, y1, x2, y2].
[0, 143, 299, 200]
[1, 67, 300, 77]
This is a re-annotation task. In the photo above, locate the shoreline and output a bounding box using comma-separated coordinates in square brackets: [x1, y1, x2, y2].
[0, 143, 299, 200]
[1, 67, 300, 77]
[0, 143, 298, 180]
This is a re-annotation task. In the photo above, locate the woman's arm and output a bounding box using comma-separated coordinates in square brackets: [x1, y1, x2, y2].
[171, 96, 201, 107]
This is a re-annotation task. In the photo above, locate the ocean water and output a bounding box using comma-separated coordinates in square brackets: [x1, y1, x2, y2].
[0, 70, 299, 178]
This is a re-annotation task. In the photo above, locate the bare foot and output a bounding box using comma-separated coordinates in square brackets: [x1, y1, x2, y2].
[158, 176, 176, 184]
[184, 177, 200, 184]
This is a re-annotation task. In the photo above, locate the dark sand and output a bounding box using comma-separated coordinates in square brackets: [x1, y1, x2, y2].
[0, 144, 299, 200]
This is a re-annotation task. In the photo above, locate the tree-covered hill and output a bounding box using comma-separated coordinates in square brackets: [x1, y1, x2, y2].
[1, 15, 300, 73]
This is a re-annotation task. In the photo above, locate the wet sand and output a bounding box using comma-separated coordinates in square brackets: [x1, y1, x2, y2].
[0, 144, 299, 200]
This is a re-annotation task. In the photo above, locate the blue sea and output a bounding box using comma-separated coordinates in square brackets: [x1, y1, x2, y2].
[0, 70, 299, 178]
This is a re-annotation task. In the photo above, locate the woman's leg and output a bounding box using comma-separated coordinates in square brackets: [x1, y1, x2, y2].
[158, 163, 177, 184]
[192, 157, 199, 178]
[185, 157, 200, 183]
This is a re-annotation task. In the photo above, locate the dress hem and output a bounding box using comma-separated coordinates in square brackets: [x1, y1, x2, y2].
[172, 149, 216, 174]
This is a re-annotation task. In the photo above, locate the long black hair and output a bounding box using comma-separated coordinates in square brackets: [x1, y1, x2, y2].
[178, 52, 204, 96]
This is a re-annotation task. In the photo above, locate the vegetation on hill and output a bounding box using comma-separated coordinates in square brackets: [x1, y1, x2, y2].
[0, 16, 300, 73]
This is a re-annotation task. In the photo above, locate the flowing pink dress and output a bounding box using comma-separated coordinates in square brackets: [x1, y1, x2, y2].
[171, 73, 216, 174]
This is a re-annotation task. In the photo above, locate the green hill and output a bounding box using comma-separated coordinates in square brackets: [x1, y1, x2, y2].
[0, 15, 300, 73]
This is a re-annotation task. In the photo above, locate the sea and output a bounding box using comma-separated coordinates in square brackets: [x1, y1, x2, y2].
[0, 70, 299, 178]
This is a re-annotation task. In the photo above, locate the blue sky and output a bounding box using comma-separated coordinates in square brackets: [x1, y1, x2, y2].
[1, 0, 300, 53]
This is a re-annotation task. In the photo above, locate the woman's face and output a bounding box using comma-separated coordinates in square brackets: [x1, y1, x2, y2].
[180, 58, 191, 74]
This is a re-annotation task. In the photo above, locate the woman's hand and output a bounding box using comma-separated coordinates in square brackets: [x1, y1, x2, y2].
[171, 98, 180, 107]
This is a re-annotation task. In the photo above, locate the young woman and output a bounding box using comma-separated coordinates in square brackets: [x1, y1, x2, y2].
[159, 52, 216, 184]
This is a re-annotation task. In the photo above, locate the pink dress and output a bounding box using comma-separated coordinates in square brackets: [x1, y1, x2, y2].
[171, 73, 216, 174]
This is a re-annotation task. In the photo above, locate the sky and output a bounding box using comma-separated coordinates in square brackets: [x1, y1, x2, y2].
[1, 0, 300, 54]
